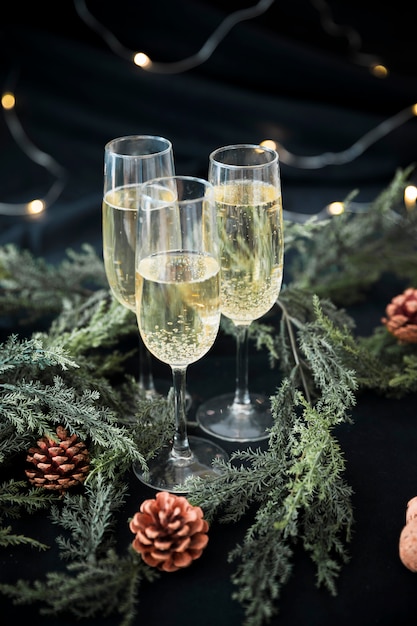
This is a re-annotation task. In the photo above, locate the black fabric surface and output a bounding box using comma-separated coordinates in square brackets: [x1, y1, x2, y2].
[1, 1, 417, 625]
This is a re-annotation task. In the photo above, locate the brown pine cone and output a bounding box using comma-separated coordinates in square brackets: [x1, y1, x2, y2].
[381, 287, 417, 343]
[25, 425, 90, 494]
[129, 491, 209, 572]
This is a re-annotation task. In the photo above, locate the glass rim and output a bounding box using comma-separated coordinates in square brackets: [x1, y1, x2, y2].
[140, 175, 213, 206]
[209, 143, 279, 168]
[104, 134, 173, 158]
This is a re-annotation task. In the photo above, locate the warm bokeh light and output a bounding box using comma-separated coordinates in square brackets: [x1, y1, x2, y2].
[1, 92, 16, 110]
[27, 199, 46, 215]
[260, 139, 277, 151]
[404, 185, 417, 211]
[412, 103, 417, 116]
[133, 52, 152, 68]
[370, 63, 389, 78]
[327, 201, 345, 216]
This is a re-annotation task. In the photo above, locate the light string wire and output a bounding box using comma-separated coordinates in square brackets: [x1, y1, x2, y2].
[272, 104, 417, 169]
[1, 70, 67, 216]
[74, 0, 417, 167]
[74, 0, 276, 73]
[311, 0, 382, 70]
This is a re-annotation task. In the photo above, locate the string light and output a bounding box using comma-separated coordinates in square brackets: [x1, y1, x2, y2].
[75, 0, 388, 76]
[0, 76, 67, 217]
[311, 0, 388, 76]
[404, 185, 417, 211]
[1, 92, 15, 110]
[74, 0, 275, 73]
[75, 0, 415, 172]
[371, 64, 389, 79]
[327, 201, 345, 216]
[283, 197, 383, 223]
[260, 104, 417, 169]
[2, 1, 415, 218]
[133, 53, 152, 69]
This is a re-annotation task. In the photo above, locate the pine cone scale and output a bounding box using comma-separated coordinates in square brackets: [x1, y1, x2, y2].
[172, 552, 192, 569]
[137, 530, 154, 544]
[53, 455, 70, 464]
[31, 452, 48, 462]
[37, 462, 53, 472]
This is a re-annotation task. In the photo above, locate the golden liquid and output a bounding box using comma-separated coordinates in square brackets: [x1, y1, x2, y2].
[102, 185, 140, 311]
[136, 252, 220, 367]
[216, 180, 284, 325]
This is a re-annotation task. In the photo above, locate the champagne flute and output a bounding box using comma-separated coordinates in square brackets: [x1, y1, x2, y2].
[196, 144, 284, 442]
[102, 134, 174, 398]
[133, 175, 228, 492]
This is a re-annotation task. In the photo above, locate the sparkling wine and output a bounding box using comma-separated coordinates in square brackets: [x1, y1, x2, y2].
[136, 251, 220, 367]
[216, 180, 283, 325]
[102, 185, 140, 311]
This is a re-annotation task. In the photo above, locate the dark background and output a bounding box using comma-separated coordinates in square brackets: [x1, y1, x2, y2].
[1, 0, 417, 265]
[1, 2, 417, 625]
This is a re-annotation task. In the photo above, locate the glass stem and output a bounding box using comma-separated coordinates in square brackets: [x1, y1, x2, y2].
[233, 324, 251, 405]
[171, 367, 193, 460]
[138, 336, 156, 393]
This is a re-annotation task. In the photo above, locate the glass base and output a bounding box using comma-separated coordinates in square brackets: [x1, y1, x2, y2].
[132, 435, 228, 493]
[196, 392, 273, 442]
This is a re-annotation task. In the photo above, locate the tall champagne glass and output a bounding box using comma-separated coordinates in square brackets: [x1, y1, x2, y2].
[196, 144, 284, 442]
[102, 135, 174, 397]
[133, 175, 228, 492]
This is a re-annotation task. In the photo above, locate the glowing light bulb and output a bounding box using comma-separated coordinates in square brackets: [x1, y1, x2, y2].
[327, 202, 345, 216]
[412, 104, 417, 116]
[260, 139, 277, 151]
[133, 52, 152, 68]
[27, 199, 45, 215]
[370, 63, 389, 78]
[404, 185, 417, 211]
[1, 92, 15, 109]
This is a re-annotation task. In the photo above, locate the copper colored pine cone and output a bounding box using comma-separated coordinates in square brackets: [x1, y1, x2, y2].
[381, 287, 417, 343]
[399, 497, 417, 572]
[129, 491, 209, 572]
[25, 425, 90, 494]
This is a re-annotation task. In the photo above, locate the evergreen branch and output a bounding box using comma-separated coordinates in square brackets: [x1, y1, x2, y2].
[50, 473, 128, 561]
[297, 296, 358, 416]
[0, 526, 49, 551]
[0, 549, 158, 624]
[387, 354, 417, 391]
[0, 423, 36, 464]
[46, 289, 137, 358]
[229, 517, 293, 626]
[315, 311, 415, 396]
[0, 333, 79, 375]
[276, 297, 312, 403]
[0, 479, 57, 515]
[0, 480, 55, 550]
[189, 298, 356, 626]
[0, 243, 107, 322]
[0, 472, 158, 625]
[285, 166, 416, 304]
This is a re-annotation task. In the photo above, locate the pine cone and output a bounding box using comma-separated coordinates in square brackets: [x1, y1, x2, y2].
[129, 491, 209, 572]
[25, 425, 90, 494]
[381, 287, 417, 343]
[399, 497, 417, 572]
